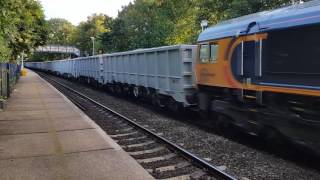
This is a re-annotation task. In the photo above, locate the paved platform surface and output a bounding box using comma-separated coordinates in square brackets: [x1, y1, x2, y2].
[0, 70, 154, 180]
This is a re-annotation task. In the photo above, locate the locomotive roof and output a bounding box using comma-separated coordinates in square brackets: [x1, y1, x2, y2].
[198, 0, 320, 42]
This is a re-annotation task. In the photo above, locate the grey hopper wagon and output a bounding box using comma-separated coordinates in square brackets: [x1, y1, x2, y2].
[100, 45, 197, 107]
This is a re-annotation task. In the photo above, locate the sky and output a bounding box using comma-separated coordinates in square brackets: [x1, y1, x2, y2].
[39, 0, 133, 25]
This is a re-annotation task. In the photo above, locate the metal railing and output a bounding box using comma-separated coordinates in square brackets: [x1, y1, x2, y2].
[0, 63, 20, 101]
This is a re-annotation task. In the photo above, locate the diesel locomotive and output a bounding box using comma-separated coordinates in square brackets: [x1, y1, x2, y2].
[196, 1, 320, 152]
[26, 1, 320, 154]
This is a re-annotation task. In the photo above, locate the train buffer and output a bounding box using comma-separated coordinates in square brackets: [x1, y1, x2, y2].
[0, 69, 154, 180]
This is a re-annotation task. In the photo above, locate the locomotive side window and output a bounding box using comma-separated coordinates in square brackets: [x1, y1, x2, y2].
[210, 43, 219, 63]
[266, 25, 320, 75]
[199, 44, 210, 63]
[262, 24, 320, 87]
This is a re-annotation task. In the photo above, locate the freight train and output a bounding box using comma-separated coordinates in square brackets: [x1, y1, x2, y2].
[27, 45, 198, 111]
[26, 1, 320, 154]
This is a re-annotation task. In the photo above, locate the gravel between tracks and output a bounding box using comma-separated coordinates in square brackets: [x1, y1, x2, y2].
[43, 74, 320, 180]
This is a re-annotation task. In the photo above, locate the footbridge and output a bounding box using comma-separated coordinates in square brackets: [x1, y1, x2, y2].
[35, 45, 80, 57]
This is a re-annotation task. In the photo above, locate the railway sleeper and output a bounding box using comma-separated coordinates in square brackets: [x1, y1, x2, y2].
[114, 136, 147, 143]
[118, 136, 148, 142]
[109, 131, 138, 138]
[147, 162, 191, 173]
[128, 147, 165, 156]
[107, 121, 125, 126]
[158, 170, 207, 180]
[137, 153, 176, 164]
[121, 140, 155, 148]
[119, 138, 155, 146]
[108, 123, 130, 128]
[114, 127, 134, 133]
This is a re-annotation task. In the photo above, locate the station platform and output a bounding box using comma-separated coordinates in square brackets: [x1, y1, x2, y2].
[0, 70, 154, 180]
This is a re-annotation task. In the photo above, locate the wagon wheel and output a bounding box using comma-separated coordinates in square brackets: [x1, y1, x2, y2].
[108, 85, 115, 94]
[168, 98, 180, 113]
[151, 93, 158, 107]
[115, 85, 122, 95]
[133, 87, 139, 98]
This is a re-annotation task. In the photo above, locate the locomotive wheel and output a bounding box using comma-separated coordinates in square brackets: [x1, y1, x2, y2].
[215, 115, 237, 136]
[260, 127, 285, 151]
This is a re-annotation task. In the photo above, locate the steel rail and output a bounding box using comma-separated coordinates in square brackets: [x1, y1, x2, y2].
[41, 74, 237, 180]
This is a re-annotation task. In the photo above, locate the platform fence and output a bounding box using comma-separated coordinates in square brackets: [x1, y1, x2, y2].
[0, 63, 21, 100]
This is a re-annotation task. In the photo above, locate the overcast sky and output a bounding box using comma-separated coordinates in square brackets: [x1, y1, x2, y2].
[39, 0, 133, 25]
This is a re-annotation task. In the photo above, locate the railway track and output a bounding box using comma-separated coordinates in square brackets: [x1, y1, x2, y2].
[39, 72, 236, 180]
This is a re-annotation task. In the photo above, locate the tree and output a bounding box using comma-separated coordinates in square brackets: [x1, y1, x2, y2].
[0, 0, 48, 62]
[102, 18, 129, 52]
[159, 0, 200, 44]
[47, 18, 76, 45]
[225, 0, 292, 19]
[72, 14, 110, 55]
[102, 0, 176, 51]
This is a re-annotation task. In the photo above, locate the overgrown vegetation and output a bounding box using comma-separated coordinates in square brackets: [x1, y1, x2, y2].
[0, 0, 47, 62]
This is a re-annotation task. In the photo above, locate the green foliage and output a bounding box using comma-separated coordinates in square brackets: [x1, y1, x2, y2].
[101, 0, 295, 52]
[0, 0, 48, 62]
[102, 18, 129, 52]
[72, 14, 110, 56]
[102, 0, 177, 51]
[225, 0, 292, 18]
[47, 18, 76, 45]
[163, 0, 199, 44]
[0, 36, 11, 62]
